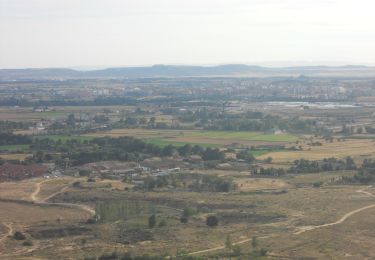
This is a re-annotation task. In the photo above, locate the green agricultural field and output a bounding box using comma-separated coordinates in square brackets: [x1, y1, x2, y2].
[250, 149, 274, 157]
[33, 135, 95, 143]
[87, 129, 298, 148]
[250, 150, 268, 157]
[145, 138, 220, 148]
[0, 144, 30, 151]
[186, 131, 298, 142]
[146, 140, 288, 152]
[36, 111, 70, 117]
[247, 148, 287, 157]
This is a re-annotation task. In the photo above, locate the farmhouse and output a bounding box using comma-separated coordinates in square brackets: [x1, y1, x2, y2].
[151, 167, 181, 177]
[224, 152, 237, 160]
[80, 161, 152, 180]
[265, 128, 283, 135]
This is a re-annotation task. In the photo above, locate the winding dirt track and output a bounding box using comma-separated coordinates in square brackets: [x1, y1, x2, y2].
[1, 179, 94, 244]
[294, 186, 375, 235]
[0, 222, 13, 243]
[3, 180, 375, 256]
[30, 179, 48, 201]
[0, 179, 94, 257]
[189, 235, 270, 255]
[31, 179, 95, 215]
[189, 186, 375, 255]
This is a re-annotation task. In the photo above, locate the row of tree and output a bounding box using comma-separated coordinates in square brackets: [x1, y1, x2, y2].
[0, 120, 32, 132]
[289, 157, 356, 174]
[340, 159, 375, 184]
[136, 173, 235, 193]
[25, 136, 230, 166]
[0, 132, 32, 145]
[253, 157, 357, 177]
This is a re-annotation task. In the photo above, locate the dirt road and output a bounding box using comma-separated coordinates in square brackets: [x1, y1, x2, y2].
[189, 186, 375, 255]
[30, 179, 49, 201]
[31, 179, 95, 215]
[0, 222, 13, 243]
[189, 235, 271, 255]
[0, 178, 94, 257]
[294, 186, 375, 235]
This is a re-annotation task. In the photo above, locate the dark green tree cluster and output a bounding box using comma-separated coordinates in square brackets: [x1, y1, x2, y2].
[0, 121, 32, 132]
[96, 252, 204, 260]
[206, 215, 219, 227]
[95, 200, 154, 223]
[180, 207, 197, 223]
[138, 173, 234, 193]
[289, 157, 355, 174]
[189, 174, 235, 192]
[341, 159, 375, 184]
[67, 137, 225, 165]
[203, 114, 317, 133]
[0, 133, 32, 145]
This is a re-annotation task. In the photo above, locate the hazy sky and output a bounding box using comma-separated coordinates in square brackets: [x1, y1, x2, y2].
[1, 0, 374, 68]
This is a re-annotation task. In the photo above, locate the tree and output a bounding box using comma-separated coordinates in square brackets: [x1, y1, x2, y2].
[345, 156, 356, 170]
[67, 113, 76, 127]
[158, 219, 167, 227]
[180, 207, 194, 224]
[22, 240, 33, 246]
[225, 235, 233, 250]
[232, 245, 242, 256]
[79, 169, 90, 177]
[182, 207, 196, 218]
[202, 147, 225, 161]
[192, 145, 204, 155]
[178, 144, 192, 156]
[313, 181, 323, 188]
[34, 150, 44, 163]
[124, 117, 138, 126]
[148, 214, 156, 228]
[237, 150, 255, 163]
[259, 248, 267, 256]
[251, 236, 258, 249]
[148, 117, 156, 127]
[180, 216, 189, 224]
[139, 118, 148, 124]
[143, 177, 156, 191]
[14, 231, 26, 240]
[206, 215, 219, 227]
[93, 115, 109, 123]
[162, 145, 177, 157]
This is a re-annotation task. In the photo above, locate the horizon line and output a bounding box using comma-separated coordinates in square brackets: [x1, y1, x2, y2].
[1, 63, 375, 71]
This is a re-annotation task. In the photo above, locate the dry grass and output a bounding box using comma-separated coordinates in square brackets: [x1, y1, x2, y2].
[36, 178, 74, 201]
[0, 153, 31, 161]
[258, 139, 375, 163]
[265, 201, 375, 259]
[0, 179, 37, 201]
[99, 179, 133, 190]
[12, 130, 34, 135]
[87, 128, 295, 147]
[0, 201, 89, 223]
[0, 178, 75, 202]
[234, 178, 290, 192]
[1, 169, 375, 259]
[173, 136, 287, 146]
[0, 106, 134, 122]
[86, 128, 196, 138]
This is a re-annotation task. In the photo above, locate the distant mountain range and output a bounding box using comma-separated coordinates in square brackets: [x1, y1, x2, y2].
[0, 64, 374, 80]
